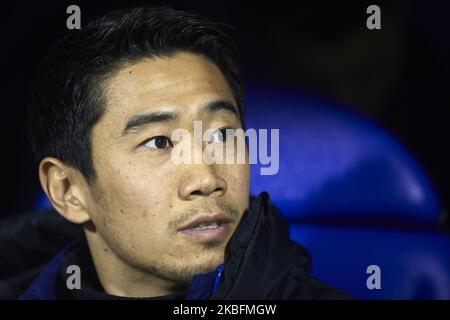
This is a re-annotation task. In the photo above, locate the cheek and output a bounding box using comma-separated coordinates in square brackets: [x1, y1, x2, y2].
[99, 153, 178, 203]
[229, 163, 249, 185]
[221, 164, 250, 204]
[90, 161, 178, 240]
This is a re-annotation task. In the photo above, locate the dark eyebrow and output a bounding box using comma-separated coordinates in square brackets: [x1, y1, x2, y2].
[122, 111, 176, 136]
[121, 100, 239, 137]
[201, 100, 239, 118]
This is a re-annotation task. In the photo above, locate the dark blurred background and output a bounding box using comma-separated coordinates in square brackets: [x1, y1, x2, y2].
[0, 0, 449, 223]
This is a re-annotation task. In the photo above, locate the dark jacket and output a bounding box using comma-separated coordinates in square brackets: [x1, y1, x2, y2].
[3, 192, 349, 299]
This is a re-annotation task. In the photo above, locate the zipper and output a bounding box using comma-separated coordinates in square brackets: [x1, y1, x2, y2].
[224, 201, 266, 300]
[210, 264, 224, 296]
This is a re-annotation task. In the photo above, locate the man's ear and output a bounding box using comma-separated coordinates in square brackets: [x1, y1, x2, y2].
[39, 157, 91, 224]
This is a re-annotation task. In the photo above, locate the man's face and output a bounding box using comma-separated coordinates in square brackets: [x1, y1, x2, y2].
[85, 52, 249, 284]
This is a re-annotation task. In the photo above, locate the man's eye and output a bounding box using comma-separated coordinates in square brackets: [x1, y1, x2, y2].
[210, 128, 234, 143]
[143, 136, 173, 150]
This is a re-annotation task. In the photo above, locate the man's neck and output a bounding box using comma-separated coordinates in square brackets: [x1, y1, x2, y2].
[84, 229, 184, 298]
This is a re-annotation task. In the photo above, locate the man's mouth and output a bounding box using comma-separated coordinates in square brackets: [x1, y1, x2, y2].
[177, 213, 234, 241]
[191, 221, 223, 230]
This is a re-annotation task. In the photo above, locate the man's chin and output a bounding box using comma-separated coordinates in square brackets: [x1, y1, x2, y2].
[170, 251, 225, 284]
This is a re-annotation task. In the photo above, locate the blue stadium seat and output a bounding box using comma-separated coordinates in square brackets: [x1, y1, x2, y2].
[290, 225, 450, 299]
[246, 86, 441, 225]
[33, 192, 52, 211]
[246, 85, 450, 299]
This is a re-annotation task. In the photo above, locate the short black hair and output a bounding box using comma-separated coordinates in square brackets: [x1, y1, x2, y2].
[29, 6, 243, 183]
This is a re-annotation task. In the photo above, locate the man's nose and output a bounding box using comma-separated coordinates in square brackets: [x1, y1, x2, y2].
[178, 163, 228, 200]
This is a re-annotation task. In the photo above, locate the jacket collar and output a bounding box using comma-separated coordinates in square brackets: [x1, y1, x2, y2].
[211, 192, 311, 299]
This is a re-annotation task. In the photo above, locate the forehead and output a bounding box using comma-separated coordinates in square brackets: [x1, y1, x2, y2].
[102, 52, 236, 123]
